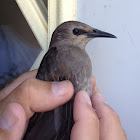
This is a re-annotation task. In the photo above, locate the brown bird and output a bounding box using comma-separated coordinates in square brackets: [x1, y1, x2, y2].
[23, 21, 116, 140]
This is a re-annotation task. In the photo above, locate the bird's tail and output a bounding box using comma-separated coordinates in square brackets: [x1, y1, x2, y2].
[23, 99, 74, 140]
[55, 99, 74, 140]
[23, 111, 57, 140]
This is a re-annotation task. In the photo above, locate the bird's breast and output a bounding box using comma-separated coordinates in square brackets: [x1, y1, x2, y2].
[55, 46, 92, 96]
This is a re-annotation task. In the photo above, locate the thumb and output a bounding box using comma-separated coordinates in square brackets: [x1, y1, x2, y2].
[0, 103, 26, 140]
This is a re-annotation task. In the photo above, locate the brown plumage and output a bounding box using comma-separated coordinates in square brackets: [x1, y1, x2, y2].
[23, 21, 116, 140]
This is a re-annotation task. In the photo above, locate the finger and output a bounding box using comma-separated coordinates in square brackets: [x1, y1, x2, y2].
[71, 91, 99, 140]
[0, 69, 38, 100]
[91, 88, 127, 140]
[0, 103, 26, 140]
[0, 79, 74, 120]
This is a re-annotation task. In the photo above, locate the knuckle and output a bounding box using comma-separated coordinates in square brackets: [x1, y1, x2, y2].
[92, 114, 99, 123]
[15, 78, 37, 117]
[88, 113, 99, 126]
[21, 78, 34, 93]
[109, 110, 120, 122]
[20, 79, 29, 93]
[91, 115, 99, 124]
[16, 78, 36, 101]
[86, 106, 99, 124]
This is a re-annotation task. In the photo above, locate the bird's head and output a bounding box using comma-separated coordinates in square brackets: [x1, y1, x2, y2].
[50, 21, 116, 49]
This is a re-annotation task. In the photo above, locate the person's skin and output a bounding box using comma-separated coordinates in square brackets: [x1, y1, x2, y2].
[0, 70, 127, 140]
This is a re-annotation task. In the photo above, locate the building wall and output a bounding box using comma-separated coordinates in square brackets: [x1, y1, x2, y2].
[77, 0, 140, 139]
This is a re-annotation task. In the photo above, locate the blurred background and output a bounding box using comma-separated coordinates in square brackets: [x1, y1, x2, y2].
[0, 0, 140, 139]
[0, 0, 41, 89]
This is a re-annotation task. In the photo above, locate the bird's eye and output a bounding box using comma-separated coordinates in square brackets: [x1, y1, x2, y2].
[73, 28, 79, 35]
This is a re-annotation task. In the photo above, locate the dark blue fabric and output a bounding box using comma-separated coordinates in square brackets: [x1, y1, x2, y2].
[0, 27, 15, 77]
[0, 26, 40, 90]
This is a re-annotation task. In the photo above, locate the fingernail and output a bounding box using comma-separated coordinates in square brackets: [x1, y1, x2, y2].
[0, 106, 16, 130]
[80, 91, 92, 106]
[52, 81, 69, 95]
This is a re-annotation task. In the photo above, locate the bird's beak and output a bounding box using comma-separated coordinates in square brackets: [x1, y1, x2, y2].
[86, 29, 117, 38]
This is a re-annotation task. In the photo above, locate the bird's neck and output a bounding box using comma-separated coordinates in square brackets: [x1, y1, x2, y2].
[49, 39, 86, 50]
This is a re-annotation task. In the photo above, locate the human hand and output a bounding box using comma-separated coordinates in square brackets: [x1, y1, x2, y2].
[0, 70, 74, 139]
[0, 71, 127, 140]
[71, 77, 127, 140]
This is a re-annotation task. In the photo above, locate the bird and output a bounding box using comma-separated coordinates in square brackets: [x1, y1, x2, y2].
[23, 21, 116, 140]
